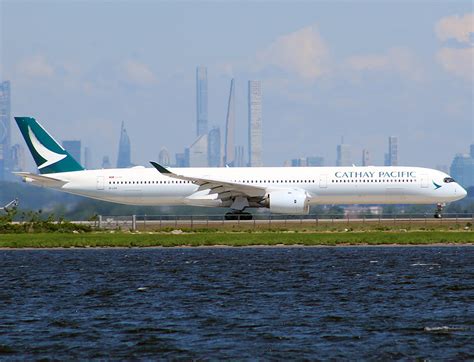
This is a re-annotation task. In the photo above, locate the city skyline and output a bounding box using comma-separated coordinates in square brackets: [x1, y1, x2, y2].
[0, 2, 472, 170]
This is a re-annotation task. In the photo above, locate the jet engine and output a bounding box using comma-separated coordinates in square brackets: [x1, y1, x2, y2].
[265, 189, 310, 214]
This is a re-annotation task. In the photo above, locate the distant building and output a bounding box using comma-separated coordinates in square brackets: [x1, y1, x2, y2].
[290, 157, 324, 167]
[196, 66, 208, 136]
[450, 144, 474, 189]
[208, 127, 221, 167]
[62, 140, 81, 164]
[117, 122, 132, 168]
[306, 156, 324, 167]
[291, 158, 307, 167]
[224, 79, 235, 166]
[362, 149, 370, 166]
[84, 146, 92, 169]
[101, 156, 111, 169]
[0, 81, 11, 181]
[336, 138, 351, 166]
[10, 143, 25, 172]
[158, 147, 171, 166]
[188, 134, 208, 167]
[385, 136, 398, 166]
[234, 145, 245, 167]
[175, 152, 188, 167]
[248, 80, 262, 167]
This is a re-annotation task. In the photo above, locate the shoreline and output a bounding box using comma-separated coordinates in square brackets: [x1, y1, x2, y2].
[1, 230, 472, 249]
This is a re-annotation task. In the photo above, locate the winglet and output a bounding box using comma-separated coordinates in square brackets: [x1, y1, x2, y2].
[150, 161, 172, 174]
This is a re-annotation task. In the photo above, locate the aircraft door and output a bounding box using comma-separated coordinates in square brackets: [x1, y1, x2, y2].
[420, 174, 429, 188]
[96, 176, 105, 190]
[319, 174, 328, 188]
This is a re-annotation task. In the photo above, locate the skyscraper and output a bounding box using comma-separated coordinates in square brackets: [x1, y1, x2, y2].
[158, 147, 171, 166]
[175, 152, 188, 167]
[450, 144, 474, 189]
[336, 138, 351, 166]
[362, 149, 370, 166]
[117, 122, 132, 168]
[62, 140, 81, 164]
[10, 143, 25, 172]
[387, 136, 398, 166]
[248, 80, 262, 167]
[208, 127, 221, 167]
[224, 79, 235, 166]
[84, 146, 92, 169]
[234, 145, 245, 167]
[0, 81, 11, 181]
[101, 156, 111, 169]
[196, 66, 208, 136]
[188, 134, 208, 167]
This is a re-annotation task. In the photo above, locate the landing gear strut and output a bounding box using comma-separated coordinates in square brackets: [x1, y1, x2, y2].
[434, 203, 445, 219]
[225, 211, 253, 221]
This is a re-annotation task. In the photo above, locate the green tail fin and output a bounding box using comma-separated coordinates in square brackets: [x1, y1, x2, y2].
[15, 117, 84, 174]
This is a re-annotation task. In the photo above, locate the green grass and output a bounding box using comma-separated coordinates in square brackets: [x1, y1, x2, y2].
[0, 231, 473, 248]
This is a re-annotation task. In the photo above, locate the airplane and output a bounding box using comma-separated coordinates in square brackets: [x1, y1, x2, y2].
[13, 117, 467, 219]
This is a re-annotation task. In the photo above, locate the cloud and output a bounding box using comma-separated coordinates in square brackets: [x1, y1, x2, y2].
[119, 60, 157, 86]
[345, 47, 423, 81]
[435, 13, 473, 81]
[17, 55, 54, 78]
[436, 47, 474, 80]
[255, 25, 330, 80]
[435, 13, 474, 43]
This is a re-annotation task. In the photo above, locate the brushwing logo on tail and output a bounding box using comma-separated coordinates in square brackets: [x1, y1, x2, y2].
[27, 126, 66, 169]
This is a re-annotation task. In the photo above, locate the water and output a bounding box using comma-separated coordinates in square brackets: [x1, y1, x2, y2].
[0, 246, 473, 359]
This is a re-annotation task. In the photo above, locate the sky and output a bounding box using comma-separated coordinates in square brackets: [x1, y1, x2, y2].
[1, 0, 473, 170]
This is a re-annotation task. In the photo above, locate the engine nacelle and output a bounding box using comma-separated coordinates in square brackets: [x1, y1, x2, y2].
[266, 189, 310, 214]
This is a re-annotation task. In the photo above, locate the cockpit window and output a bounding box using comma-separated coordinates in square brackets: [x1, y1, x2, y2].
[443, 177, 455, 183]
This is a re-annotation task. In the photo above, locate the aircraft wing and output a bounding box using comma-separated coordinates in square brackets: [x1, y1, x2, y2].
[13, 172, 69, 187]
[150, 162, 266, 198]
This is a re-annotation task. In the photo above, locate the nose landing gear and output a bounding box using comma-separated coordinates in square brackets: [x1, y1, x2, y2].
[434, 203, 445, 219]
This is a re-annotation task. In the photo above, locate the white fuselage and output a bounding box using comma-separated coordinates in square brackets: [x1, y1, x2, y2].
[24, 166, 467, 209]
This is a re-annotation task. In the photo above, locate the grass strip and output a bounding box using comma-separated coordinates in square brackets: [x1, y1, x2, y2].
[0, 231, 473, 248]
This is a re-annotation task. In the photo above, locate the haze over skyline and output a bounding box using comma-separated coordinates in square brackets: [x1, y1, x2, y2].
[1, 1, 473, 170]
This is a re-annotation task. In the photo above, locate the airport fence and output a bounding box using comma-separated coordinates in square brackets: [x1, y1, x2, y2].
[95, 213, 474, 231]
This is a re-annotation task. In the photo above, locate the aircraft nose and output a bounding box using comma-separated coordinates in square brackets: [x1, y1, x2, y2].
[459, 186, 467, 198]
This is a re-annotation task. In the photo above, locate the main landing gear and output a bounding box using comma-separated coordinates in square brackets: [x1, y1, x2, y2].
[225, 211, 253, 221]
[434, 203, 445, 219]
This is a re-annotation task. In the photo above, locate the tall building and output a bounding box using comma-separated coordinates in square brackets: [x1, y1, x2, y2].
[62, 140, 81, 164]
[101, 156, 111, 169]
[196, 66, 208, 136]
[362, 149, 370, 166]
[188, 134, 208, 167]
[10, 144, 25, 172]
[248, 80, 262, 167]
[0, 81, 11, 181]
[234, 145, 245, 167]
[450, 144, 474, 189]
[208, 127, 221, 167]
[84, 146, 92, 169]
[386, 136, 398, 166]
[117, 122, 132, 168]
[224, 79, 235, 166]
[158, 147, 171, 166]
[175, 152, 188, 167]
[336, 138, 351, 166]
